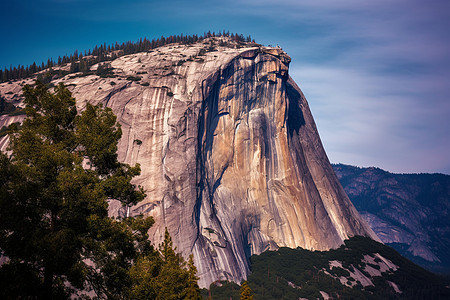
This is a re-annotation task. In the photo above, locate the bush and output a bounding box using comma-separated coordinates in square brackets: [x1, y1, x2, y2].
[0, 122, 20, 138]
[126, 76, 141, 81]
[0, 96, 24, 116]
[332, 267, 350, 277]
[96, 63, 115, 78]
[8, 109, 26, 116]
[0, 126, 7, 137]
[198, 49, 206, 56]
[176, 60, 185, 66]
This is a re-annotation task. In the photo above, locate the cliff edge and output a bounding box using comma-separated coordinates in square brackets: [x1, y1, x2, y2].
[0, 37, 378, 287]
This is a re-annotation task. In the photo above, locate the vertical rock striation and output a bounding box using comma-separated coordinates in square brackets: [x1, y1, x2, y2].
[0, 38, 378, 288]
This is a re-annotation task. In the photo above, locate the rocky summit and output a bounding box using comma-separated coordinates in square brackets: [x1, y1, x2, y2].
[0, 37, 378, 288]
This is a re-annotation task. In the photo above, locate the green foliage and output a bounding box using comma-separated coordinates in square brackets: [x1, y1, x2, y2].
[0, 122, 20, 138]
[7, 108, 26, 116]
[186, 254, 201, 300]
[207, 236, 450, 300]
[127, 228, 201, 300]
[69, 59, 90, 75]
[155, 228, 189, 299]
[96, 63, 115, 78]
[205, 227, 215, 234]
[0, 81, 107, 298]
[0, 95, 13, 114]
[0, 95, 24, 116]
[128, 253, 161, 299]
[332, 267, 350, 277]
[0, 81, 202, 299]
[35, 69, 70, 85]
[240, 281, 253, 300]
[85, 215, 156, 299]
[1, 31, 255, 83]
[0, 126, 6, 137]
[201, 281, 240, 299]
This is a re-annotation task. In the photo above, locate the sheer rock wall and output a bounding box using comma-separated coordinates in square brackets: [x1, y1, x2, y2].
[0, 38, 378, 288]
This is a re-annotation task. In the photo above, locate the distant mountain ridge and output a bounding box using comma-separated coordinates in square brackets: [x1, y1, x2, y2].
[332, 163, 450, 274]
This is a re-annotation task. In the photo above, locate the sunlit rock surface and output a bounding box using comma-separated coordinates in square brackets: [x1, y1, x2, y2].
[0, 37, 378, 287]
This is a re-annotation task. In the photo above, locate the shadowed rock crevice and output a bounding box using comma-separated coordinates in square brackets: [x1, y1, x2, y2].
[286, 80, 306, 137]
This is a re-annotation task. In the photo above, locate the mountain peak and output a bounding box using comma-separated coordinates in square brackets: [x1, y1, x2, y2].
[1, 41, 377, 287]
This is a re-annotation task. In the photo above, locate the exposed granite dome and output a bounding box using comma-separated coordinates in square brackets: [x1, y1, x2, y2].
[0, 37, 378, 288]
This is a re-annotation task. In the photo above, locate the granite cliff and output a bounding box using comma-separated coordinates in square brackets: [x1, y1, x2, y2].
[0, 37, 378, 287]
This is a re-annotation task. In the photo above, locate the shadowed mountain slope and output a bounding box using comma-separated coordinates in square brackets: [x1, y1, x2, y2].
[333, 163, 450, 274]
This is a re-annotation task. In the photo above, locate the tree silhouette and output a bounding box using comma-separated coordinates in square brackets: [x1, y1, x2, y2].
[1, 32, 255, 82]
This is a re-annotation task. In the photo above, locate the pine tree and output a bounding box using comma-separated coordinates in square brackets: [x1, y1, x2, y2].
[79, 59, 89, 74]
[0, 81, 151, 299]
[155, 228, 189, 299]
[2, 32, 257, 83]
[127, 228, 201, 300]
[185, 254, 201, 300]
[0, 96, 5, 113]
[69, 61, 79, 73]
[240, 281, 253, 300]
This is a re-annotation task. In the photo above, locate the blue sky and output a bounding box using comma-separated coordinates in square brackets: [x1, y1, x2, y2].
[1, 0, 449, 174]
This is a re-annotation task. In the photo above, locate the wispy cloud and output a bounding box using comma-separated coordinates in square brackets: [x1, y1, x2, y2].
[290, 63, 450, 173]
[260, 0, 450, 173]
[1, 0, 449, 173]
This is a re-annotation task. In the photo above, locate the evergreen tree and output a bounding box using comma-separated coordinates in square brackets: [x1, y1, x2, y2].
[155, 228, 189, 299]
[127, 228, 201, 300]
[128, 251, 162, 299]
[2, 32, 256, 82]
[185, 254, 201, 300]
[79, 59, 89, 74]
[0, 95, 5, 113]
[0, 81, 151, 298]
[240, 281, 253, 300]
[69, 61, 79, 73]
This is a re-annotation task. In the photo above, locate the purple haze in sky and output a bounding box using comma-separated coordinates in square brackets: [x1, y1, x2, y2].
[1, 0, 449, 174]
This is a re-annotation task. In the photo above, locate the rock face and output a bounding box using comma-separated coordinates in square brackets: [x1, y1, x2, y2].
[333, 163, 450, 274]
[0, 37, 378, 287]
